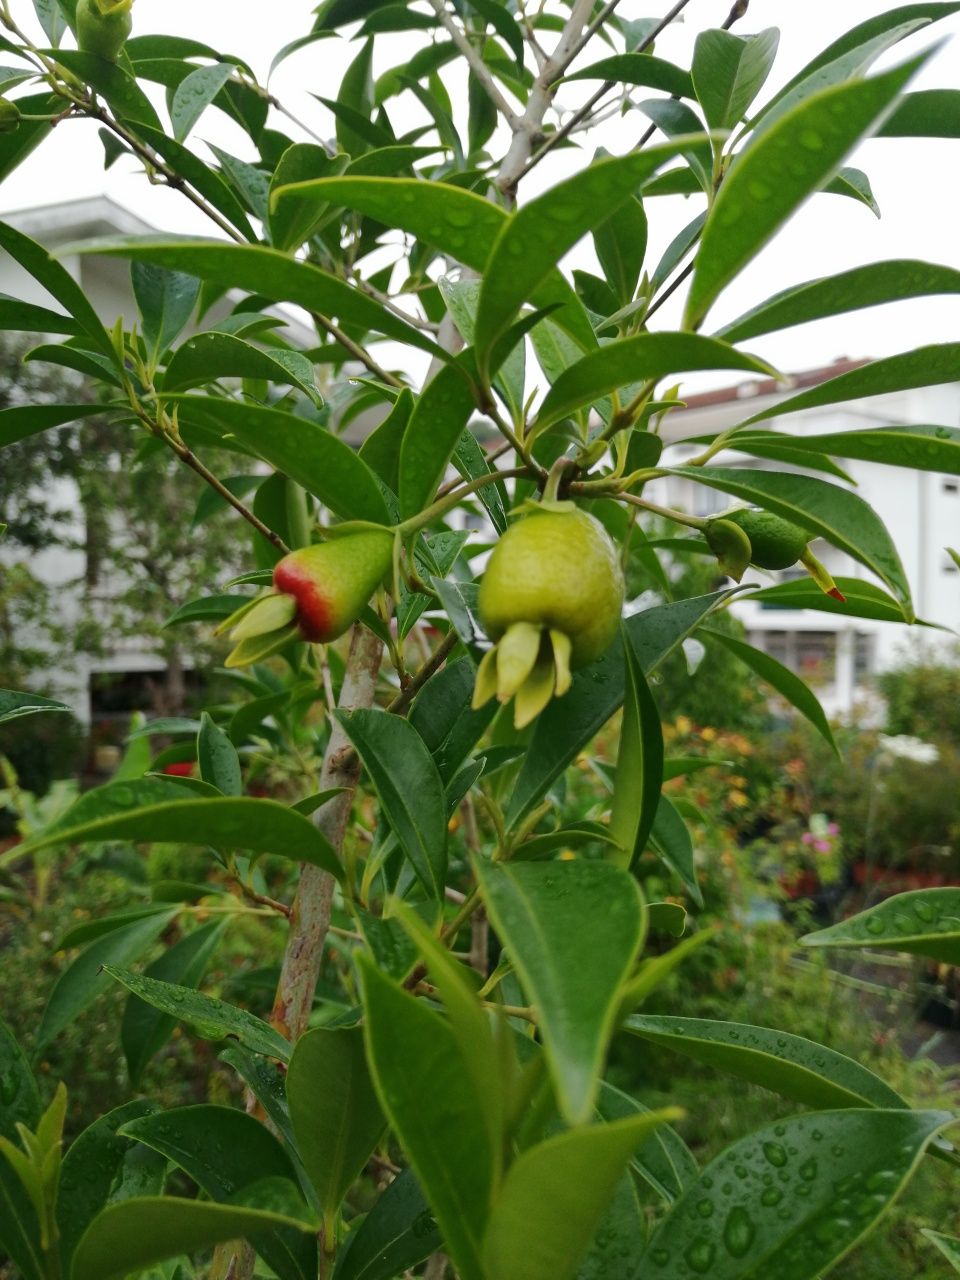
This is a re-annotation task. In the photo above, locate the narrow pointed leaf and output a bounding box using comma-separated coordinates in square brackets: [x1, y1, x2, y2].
[0, 1019, 39, 1139]
[565, 53, 694, 97]
[71, 1197, 316, 1280]
[717, 260, 960, 342]
[649, 794, 702, 906]
[713, 424, 960, 476]
[0, 295, 81, 336]
[332, 1167, 440, 1280]
[666, 467, 912, 612]
[703, 629, 836, 753]
[801, 887, 960, 964]
[286, 1027, 386, 1219]
[923, 1230, 960, 1271]
[483, 1111, 681, 1280]
[476, 860, 645, 1124]
[535, 334, 773, 433]
[685, 54, 930, 326]
[625, 1015, 906, 1110]
[398, 357, 477, 520]
[610, 632, 664, 869]
[132, 263, 200, 359]
[641, 1109, 952, 1279]
[163, 333, 317, 400]
[879, 86, 960, 135]
[336, 709, 447, 897]
[692, 28, 779, 131]
[0, 688, 73, 723]
[197, 713, 243, 796]
[103, 966, 292, 1061]
[171, 62, 235, 141]
[744, 577, 923, 624]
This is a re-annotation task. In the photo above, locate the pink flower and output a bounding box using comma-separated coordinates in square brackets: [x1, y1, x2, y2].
[801, 832, 814, 846]
[814, 839, 831, 854]
[827, 822, 839, 836]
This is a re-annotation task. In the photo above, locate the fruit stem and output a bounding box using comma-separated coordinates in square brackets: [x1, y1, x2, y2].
[542, 456, 574, 503]
[616, 492, 709, 531]
[395, 467, 531, 536]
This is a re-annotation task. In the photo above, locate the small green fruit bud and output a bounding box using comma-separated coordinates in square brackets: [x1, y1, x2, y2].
[0, 98, 21, 134]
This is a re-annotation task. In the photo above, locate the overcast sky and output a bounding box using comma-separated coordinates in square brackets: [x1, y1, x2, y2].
[2, 1, 959, 384]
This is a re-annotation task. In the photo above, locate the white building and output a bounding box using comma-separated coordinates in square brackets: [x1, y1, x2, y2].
[649, 359, 960, 717]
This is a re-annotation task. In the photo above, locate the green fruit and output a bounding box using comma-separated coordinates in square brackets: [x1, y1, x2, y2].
[220, 529, 394, 667]
[0, 98, 21, 135]
[721, 508, 810, 571]
[76, 0, 133, 61]
[474, 506, 624, 727]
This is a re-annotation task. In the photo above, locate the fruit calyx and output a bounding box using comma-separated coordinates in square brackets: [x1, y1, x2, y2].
[76, 0, 134, 62]
[473, 504, 624, 728]
[218, 528, 394, 668]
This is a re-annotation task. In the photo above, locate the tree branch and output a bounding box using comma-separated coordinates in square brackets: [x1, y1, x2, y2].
[427, 0, 522, 128]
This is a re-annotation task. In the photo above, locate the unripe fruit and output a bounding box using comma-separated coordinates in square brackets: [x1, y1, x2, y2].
[76, 0, 133, 62]
[220, 529, 394, 667]
[720, 507, 809, 571]
[474, 505, 624, 727]
[0, 98, 21, 135]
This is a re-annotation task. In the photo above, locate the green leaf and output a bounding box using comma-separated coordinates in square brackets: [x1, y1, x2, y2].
[118, 1105, 315, 1280]
[45, 49, 162, 130]
[398, 357, 477, 520]
[219, 1045, 299, 1154]
[18, 777, 343, 880]
[67, 237, 444, 360]
[475, 141, 699, 359]
[0, 402, 104, 450]
[717, 260, 960, 342]
[170, 62, 234, 141]
[610, 631, 664, 869]
[743, 576, 919, 624]
[666, 467, 912, 613]
[598, 1082, 699, 1206]
[641, 1108, 952, 1279]
[534, 334, 773, 433]
[593, 196, 647, 307]
[734, 423, 960, 476]
[132, 263, 200, 360]
[197, 713, 243, 796]
[637, 100, 713, 192]
[684, 53, 930, 327]
[801, 887, 960, 964]
[923, 1230, 960, 1272]
[0, 1018, 39, 1139]
[104, 965, 292, 1061]
[37, 909, 178, 1048]
[56, 1100, 166, 1272]
[135, 122, 257, 239]
[332, 1168, 440, 1280]
[122, 920, 227, 1087]
[335, 709, 447, 897]
[268, 174, 595, 352]
[564, 53, 694, 98]
[172, 396, 389, 526]
[0, 220, 113, 359]
[692, 28, 779, 131]
[163, 333, 317, 400]
[358, 385, 412, 491]
[649, 794, 702, 906]
[0, 687, 73, 724]
[358, 957, 494, 1280]
[476, 860, 645, 1125]
[702, 629, 836, 753]
[70, 1196, 316, 1280]
[506, 590, 738, 826]
[164, 593, 252, 627]
[482, 1110, 681, 1280]
[0, 1158, 43, 1280]
[625, 1014, 906, 1110]
[879, 86, 960, 135]
[0, 293, 82, 336]
[826, 165, 881, 216]
[286, 1026, 386, 1222]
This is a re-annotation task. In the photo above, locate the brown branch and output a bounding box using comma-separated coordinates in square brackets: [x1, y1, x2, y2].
[312, 311, 404, 389]
[385, 628, 459, 716]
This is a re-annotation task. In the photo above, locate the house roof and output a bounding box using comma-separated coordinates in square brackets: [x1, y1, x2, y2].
[673, 356, 871, 414]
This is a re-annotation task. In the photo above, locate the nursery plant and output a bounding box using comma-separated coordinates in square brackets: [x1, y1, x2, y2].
[0, 1, 959, 1278]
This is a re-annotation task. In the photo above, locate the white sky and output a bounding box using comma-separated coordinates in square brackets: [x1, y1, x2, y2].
[2, 1, 960, 383]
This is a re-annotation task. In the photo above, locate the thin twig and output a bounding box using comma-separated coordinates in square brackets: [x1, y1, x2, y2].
[644, 258, 695, 322]
[385, 629, 459, 716]
[427, 0, 521, 127]
[311, 311, 405, 388]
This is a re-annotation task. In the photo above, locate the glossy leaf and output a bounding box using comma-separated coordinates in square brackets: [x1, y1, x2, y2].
[506, 590, 737, 826]
[0, 402, 104, 451]
[801, 887, 960, 964]
[599, 1082, 699, 1206]
[132, 263, 200, 360]
[667, 467, 912, 612]
[358, 956, 494, 1280]
[565, 53, 694, 97]
[332, 1168, 440, 1280]
[70, 1196, 316, 1280]
[197, 712, 242, 796]
[692, 28, 779, 131]
[610, 630, 664, 869]
[476, 860, 645, 1124]
[118, 1105, 315, 1280]
[703, 629, 837, 753]
[923, 1230, 960, 1271]
[0, 1017, 39, 1138]
[625, 1015, 906, 1110]
[17, 777, 343, 879]
[163, 333, 317, 400]
[45, 49, 162, 130]
[593, 195, 647, 307]
[535, 334, 773, 432]
[641, 1109, 952, 1279]
[685, 54, 929, 327]
[358, 386, 412, 491]
[37, 908, 178, 1048]
[879, 86, 960, 135]
[398, 356, 477, 520]
[68, 237, 444, 360]
[56, 1100, 166, 1271]
[733, 423, 960, 476]
[173, 396, 389, 526]
[336, 708, 447, 897]
[717, 259, 960, 342]
[649, 794, 702, 905]
[0, 687, 73, 723]
[122, 920, 227, 1087]
[0, 294, 81, 336]
[267, 174, 595, 350]
[475, 141, 697, 358]
[104, 965, 292, 1061]
[286, 1026, 386, 1220]
[482, 1110, 680, 1280]
[744, 576, 919, 624]
[170, 62, 234, 141]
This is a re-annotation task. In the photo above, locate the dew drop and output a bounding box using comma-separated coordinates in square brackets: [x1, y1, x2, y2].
[763, 1141, 788, 1168]
[761, 1186, 783, 1207]
[723, 1206, 756, 1258]
[865, 915, 886, 936]
[696, 1198, 714, 1219]
[798, 129, 824, 151]
[684, 1239, 716, 1274]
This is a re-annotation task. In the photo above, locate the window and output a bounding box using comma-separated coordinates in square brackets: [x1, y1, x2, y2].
[854, 632, 875, 681]
[751, 630, 837, 688]
[943, 480, 959, 495]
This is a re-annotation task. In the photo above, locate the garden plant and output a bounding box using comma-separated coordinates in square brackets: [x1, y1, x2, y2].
[0, 1, 959, 1278]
